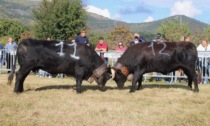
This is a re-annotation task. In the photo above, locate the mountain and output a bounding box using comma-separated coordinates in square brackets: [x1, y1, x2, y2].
[88, 12, 209, 33]
[87, 12, 127, 33]
[0, 0, 38, 25]
[0, 0, 209, 34]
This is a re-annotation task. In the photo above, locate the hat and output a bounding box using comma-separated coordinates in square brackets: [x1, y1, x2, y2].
[156, 33, 161, 39]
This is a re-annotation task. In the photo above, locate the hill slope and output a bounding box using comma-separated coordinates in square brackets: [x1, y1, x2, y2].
[0, 0, 38, 25]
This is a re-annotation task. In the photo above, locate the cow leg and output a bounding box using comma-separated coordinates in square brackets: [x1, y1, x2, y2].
[183, 68, 199, 92]
[75, 77, 83, 93]
[182, 68, 192, 89]
[14, 67, 31, 93]
[75, 67, 85, 94]
[187, 71, 199, 92]
[137, 75, 143, 90]
[130, 70, 142, 93]
[193, 73, 199, 92]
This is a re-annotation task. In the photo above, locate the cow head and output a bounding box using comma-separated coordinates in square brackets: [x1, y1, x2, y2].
[111, 68, 127, 88]
[111, 62, 133, 88]
[89, 64, 111, 88]
[95, 71, 111, 88]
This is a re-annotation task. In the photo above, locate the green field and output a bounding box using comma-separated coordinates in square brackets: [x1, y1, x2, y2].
[0, 74, 210, 126]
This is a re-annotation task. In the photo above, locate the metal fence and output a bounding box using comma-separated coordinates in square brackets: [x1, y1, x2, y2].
[0, 49, 209, 84]
[0, 49, 16, 74]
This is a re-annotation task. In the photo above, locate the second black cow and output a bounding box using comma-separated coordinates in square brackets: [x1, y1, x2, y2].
[8, 39, 111, 93]
[111, 42, 199, 92]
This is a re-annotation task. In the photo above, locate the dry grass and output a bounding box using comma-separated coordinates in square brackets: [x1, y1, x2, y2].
[0, 73, 210, 126]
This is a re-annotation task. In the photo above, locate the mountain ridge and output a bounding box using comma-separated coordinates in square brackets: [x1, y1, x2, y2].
[0, 0, 208, 34]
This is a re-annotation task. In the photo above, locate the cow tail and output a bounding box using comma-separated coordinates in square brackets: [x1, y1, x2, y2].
[7, 53, 17, 85]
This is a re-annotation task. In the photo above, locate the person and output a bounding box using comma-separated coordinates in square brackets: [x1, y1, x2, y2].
[0, 43, 3, 49]
[197, 39, 210, 84]
[152, 33, 164, 42]
[151, 33, 164, 81]
[0, 43, 3, 65]
[183, 35, 190, 42]
[5, 37, 18, 73]
[115, 42, 127, 52]
[75, 29, 89, 46]
[95, 37, 109, 64]
[130, 33, 145, 45]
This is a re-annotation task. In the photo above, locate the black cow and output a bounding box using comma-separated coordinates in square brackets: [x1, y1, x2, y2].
[111, 42, 199, 92]
[8, 39, 111, 93]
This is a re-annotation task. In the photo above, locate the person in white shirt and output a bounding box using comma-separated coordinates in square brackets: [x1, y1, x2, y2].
[5, 37, 18, 73]
[197, 39, 210, 84]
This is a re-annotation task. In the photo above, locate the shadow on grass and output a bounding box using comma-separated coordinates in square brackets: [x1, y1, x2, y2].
[34, 83, 192, 93]
[35, 84, 117, 93]
[120, 83, 192, 91]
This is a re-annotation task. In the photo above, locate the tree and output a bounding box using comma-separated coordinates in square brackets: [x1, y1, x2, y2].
[204, 26, 210, 41]
[0, 19, 26, 44]
[191, 26, 203, 46]
[108, 24, 133, 49]
[157, 20, 190, 42]
[32, 0, 86, 40]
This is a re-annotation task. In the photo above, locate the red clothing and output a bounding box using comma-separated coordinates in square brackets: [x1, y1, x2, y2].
[96, 42, 108, 60]
[96, 42, 108, 51]
[115, 47, 127, 52]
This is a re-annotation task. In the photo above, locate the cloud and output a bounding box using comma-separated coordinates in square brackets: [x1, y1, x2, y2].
[144, 16, 154, 22]
[170, 0, 202, 17]
[85, 5, 111, 18]
[119, 5, 152, 15]
[112, 14, 122, 20]
[141, 0, 178, 8]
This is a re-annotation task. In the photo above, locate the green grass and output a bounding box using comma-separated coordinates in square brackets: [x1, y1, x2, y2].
[0, 74, 210, 126]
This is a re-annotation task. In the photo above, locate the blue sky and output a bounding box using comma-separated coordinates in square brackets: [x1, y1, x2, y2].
[84, 0, 210, 24]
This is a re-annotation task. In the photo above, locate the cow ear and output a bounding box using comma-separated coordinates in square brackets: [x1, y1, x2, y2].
[121, 67, 129, 76]
[116, 69, 123, 75]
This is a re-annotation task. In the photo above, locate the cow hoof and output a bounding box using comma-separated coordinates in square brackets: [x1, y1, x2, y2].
[129, 89, 135, 93]
[188, 85, 192, 89]
[194, 89, 199, 93]
[76, 91, 81, 94]
[99, 87, 106, 92]
[137, 87, 143, 90]
[76, 88, 81, 94]
[14, 89, 24, 93]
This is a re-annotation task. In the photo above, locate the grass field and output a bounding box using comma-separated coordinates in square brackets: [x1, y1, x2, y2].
[0, 73, 210, 126]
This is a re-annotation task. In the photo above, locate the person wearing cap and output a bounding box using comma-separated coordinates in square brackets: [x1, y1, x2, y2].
[152, 33, 164, 42]
[130, 33, 145, 45]
[75, 29, 90, 46]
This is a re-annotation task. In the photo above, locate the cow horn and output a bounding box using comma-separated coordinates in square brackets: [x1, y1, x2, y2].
[87, 76, 95, 83]
[111, 69, 116, 79]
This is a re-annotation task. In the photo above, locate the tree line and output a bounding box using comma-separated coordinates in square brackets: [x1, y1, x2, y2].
[0, 0, 210, 48]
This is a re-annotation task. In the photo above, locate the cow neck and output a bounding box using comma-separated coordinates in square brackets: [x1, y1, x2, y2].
[113, 62, 129, 76]
[92, 63, 107, 78]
